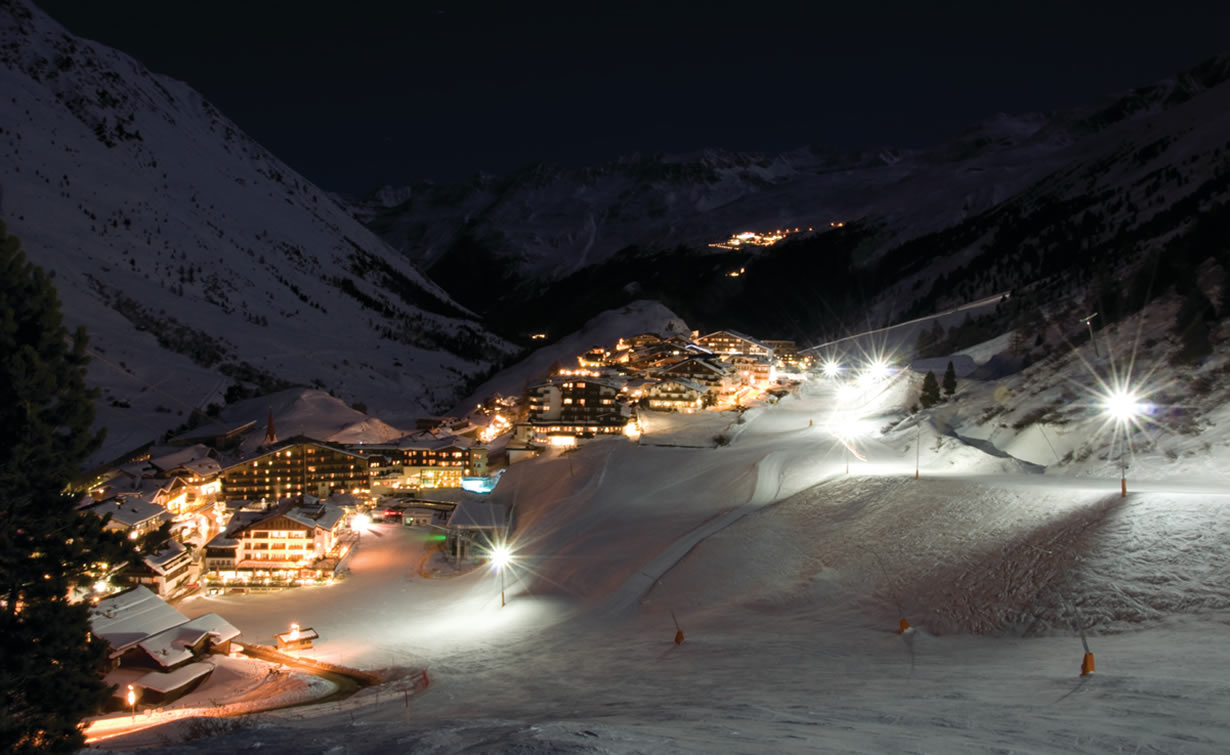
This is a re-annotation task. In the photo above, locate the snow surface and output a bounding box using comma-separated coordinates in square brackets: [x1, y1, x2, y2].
[96, 299, 1230, 754]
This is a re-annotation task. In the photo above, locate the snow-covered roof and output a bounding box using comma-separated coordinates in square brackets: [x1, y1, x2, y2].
[447, 500, 508, 531]
[284, 502, 345, 531]
[149, 444, 216, 473]
[87, 497, 169, 528]
[90, 586, 190, 655]
[137, 613, 239, 669]
[143, 540, 191, 575]
[135, 662, 215, 694]
[660, 357, 732, 376]
[220, 435, 366, 474]
[394, 435, 475, 452]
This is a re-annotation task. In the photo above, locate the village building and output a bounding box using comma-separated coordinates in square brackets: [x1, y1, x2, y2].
[120, 540, 197, 599]
[645, 378, 710, 412]
[217, 436, 370, 503]
[624, 340, 695, 371]
[357, 436, 489, 492]
[80, 496, 170, 541]
[90, 586, 239, 707]
[724, 353, 777, 387]
[525, 377, 630, 444]
[695, 330, 776, 358]
[202, 497, 349, 587]
[148, 445, 223, 508]
[577, 345, 612, 368]
[657, 356, 738, 397]
[763, 339, 808, 370]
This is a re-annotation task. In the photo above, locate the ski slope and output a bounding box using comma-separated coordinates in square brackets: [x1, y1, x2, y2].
[106, 335, 1230, 753]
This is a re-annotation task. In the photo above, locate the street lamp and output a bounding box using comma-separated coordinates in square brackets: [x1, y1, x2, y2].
[1081, 313, 1099, 357]
[126, 684, 136, 721]
[490, 544, 512, 607]
[822, 359, 841, 379]
[1103, 387, 1144, 496]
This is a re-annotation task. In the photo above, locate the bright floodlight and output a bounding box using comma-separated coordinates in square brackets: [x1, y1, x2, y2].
[490, 544, 512, 570]
[351, 513, 371, 531]
[1104, 388, 1143, 422]
[822, 360, 841, 378]
[868, 359, 891, 381]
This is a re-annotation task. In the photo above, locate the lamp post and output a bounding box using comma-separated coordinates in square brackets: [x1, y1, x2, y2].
[490, 544, 511, 607]
[1103, 388, 1144, 497]
[127, 684, 136, 721]
[1081, 313, 1099, 357]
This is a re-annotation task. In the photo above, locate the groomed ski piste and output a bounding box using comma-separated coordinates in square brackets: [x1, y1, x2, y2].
[99, 311, 1230, 754]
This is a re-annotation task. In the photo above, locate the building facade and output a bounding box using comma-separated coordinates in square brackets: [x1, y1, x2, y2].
[203, 498, 347, 586]
[218, 437, 370, 502]
[695, 330, 775, 357]
[645, 378, 708, 412]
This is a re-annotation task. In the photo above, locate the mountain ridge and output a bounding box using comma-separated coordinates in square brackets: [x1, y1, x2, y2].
[0, 0, 516, 465]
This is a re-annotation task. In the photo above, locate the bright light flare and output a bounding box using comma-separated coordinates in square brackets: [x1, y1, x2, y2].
[865, 359, 891, 383]
[822, 360, 842, 378]
[351, 513, 371, 532]
[490, 544, 512, 570]
[1103, 388, 1146, 422]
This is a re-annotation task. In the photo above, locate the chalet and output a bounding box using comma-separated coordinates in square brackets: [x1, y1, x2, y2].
[657, 357, 738, 397]
[724, 353, 776, 387]
[203, 497, 348, 586]
[149, 445, 223, 508]
[625, 341, 692, 371]
[218, 436, 370, 503]
[645, 378, 709, 412]
[121, 540, 196, 599]
[90, 586, 239, 706]
[81, 496, 170, 540]
[695, 330, 775, 358]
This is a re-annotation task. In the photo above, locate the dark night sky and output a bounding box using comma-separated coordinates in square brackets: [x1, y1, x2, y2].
[34, 1, 1230, 195]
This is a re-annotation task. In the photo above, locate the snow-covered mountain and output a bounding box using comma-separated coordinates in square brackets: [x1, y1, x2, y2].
[0, 0, 517, 465]
[350, 54, 1230, 342]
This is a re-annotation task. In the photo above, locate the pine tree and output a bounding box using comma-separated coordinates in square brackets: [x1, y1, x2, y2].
[0, 222, 129, 753]
[919, 371, 941, 409]
[942, 361, 957, 397]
